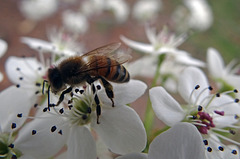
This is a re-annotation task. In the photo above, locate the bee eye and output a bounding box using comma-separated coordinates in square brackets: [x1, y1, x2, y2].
[48, 68, 63, 90]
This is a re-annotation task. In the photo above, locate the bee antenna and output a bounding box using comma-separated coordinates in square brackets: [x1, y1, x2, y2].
[42, 80, 48, 95]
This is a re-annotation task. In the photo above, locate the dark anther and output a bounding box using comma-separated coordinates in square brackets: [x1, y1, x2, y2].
[32, 130, 37, 135]
[35, 82, 41, 87]
[68, 100, 72, 104]
[229, 129, 236, 135]
[34, 103, 38, 108]
[68, 105, 73, 110]
[37, 46, 42, 50]
[17, 113, 22, 118]
[58, 130, 63, 135]
[232, 150, 237, 155]
[35, 91, 40, 94]
[192, 115, 197, 119]
[79, 90, 84, 94]
[16, 67, 20, 71]
[59, 108, 64, 114]
[43, 107, 48, 112]
[87, 107, 92, 113]
[198, 105, 203, 111]
[51, 126, 57, 132]
[234, 99, 239, 103]
[216, 93, 220, 97]
[82, 114, 88, 120]
[96, 85, 101, 90]
[207, 147, 212, 152]
[11, 123, 16, 129]
[233, 89, 238, 93]
[208, 86, 213, 91]
[16, 84, 20, 88]
[38, 67, 42, 71]
[19, 77, 23, 80]
[218, 146, 224, 151]
[11, 154, 17, 159]
[203, 140, 208, 145]
[75, 89, 79, 93]
[8, 143, 14, 148]
[70, 92, 74, 97]
[234, 114, 239, 119]
[195, 85, 200, 89]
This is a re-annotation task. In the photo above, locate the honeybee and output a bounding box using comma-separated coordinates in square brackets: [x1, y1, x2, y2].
[45, 43, 131, 123]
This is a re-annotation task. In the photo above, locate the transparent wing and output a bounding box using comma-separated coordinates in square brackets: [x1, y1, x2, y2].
[82, 42, 121, 57]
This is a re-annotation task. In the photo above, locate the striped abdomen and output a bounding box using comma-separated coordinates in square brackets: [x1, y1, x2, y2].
[89, 56, 130, 83]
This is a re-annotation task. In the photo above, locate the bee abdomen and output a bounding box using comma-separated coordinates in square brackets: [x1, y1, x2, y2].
[96, 57, 130, 83]
[108, 64, 130, 83]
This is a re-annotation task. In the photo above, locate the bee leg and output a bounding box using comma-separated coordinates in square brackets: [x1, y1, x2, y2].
[56, 87, 73, 106]
[99, 77, 114, 107]
[86, 76, 102, 124]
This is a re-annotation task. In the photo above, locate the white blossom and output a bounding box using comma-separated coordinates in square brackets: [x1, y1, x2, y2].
[150, 67, 240, 158]
[14, 80, 147, 158]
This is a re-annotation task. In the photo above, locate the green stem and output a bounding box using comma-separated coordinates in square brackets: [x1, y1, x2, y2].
[143, 54, 166, 151]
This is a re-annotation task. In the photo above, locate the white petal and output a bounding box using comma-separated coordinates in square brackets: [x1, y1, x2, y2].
[67, 126, 97, 159]
[127, 56, 157, 78]
[175, 53, 205, 67]
[149, 87, 185, 126]
[92, 106, 146, 155]
[207, 48, 225, 78]
[148, 122, 206, 159]
[116, 153, 148, 159]
[21, 37, 53, 52]
[120, 35, 154, 54]
[19, 154, 38, 159]
[178, 66, 209, 104]
[0, 39, 7, 58]
[0, 86, 36, 132]
[99, 79, 147, 106]
[5, 56, 45, 84]
[14, 113, 68, 159]
[210, 94, 240, 127]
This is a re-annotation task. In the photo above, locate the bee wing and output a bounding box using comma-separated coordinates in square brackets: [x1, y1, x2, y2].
[76, 52, 131, 74]
[82, 42, 121, 57]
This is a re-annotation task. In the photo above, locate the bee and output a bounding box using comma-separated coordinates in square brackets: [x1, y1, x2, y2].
[44, 43, 131, 123]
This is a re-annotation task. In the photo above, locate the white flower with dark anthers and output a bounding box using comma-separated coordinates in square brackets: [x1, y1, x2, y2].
[117, 123, 206, 159]
[0, 39, 7, 82]
[171, 0, 213, 32]
[14, 80, 147, 159]
[207, 47, 240, 94]
[150, 67, 240, 158]
[21, 28, 84, 57]
[132, 0, 162, 23]
[0, 85, 40, 158]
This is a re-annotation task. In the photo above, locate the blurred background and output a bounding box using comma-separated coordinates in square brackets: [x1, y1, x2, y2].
[0, 0, 240, 121]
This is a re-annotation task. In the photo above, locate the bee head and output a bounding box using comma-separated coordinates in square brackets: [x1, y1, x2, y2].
[48, 67, 65, 94]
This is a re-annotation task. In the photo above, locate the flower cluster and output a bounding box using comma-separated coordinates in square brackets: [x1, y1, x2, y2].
[1, 0, 240, 159]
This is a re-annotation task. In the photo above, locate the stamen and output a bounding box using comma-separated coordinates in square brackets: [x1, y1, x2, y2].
[32, 130, 37, 135]
[207, 147, 212, 152]
[203, 140, 208, 145]
[214, 133, 240, 146]
[218, 146, 224, 151]
[11, 123, 16, 129]
[232, 150, 237, 155]
[51, 126, 57, 132]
